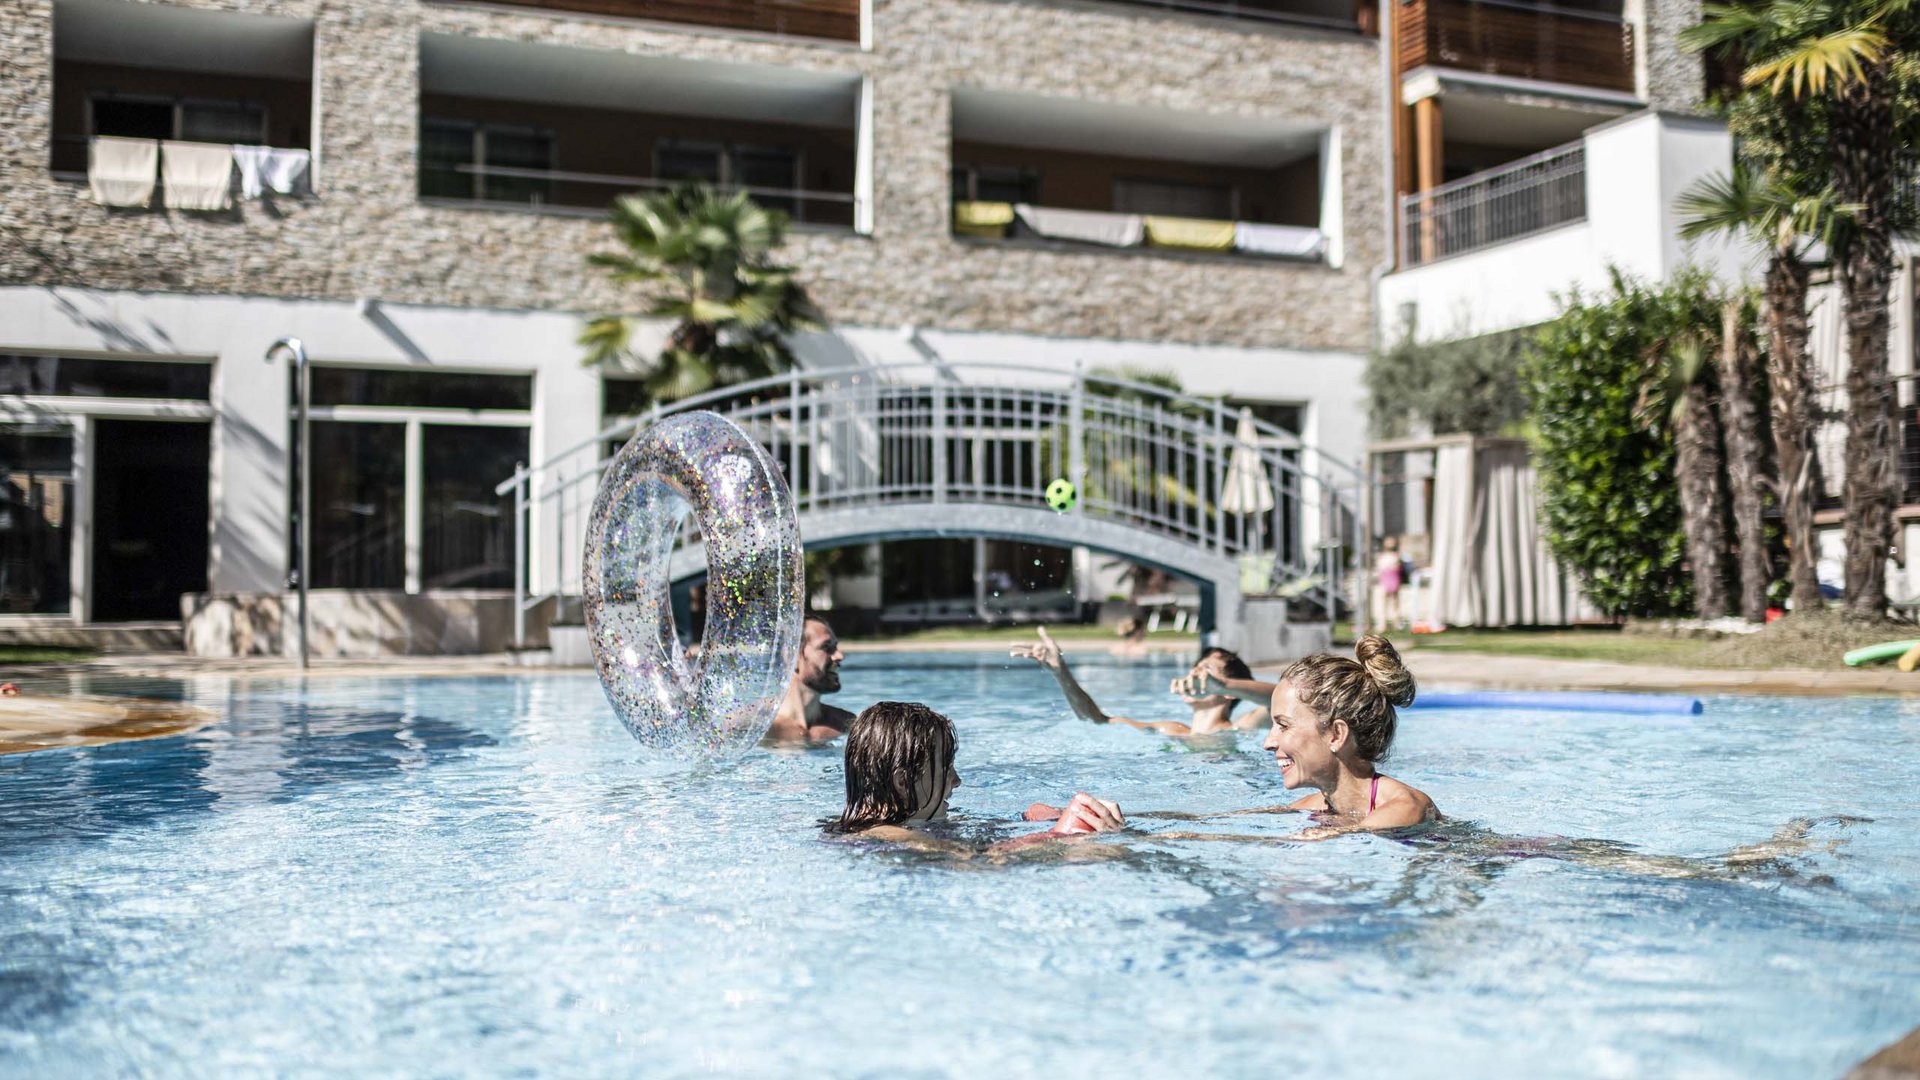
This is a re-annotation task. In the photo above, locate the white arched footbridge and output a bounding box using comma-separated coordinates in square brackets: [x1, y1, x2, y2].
[497, 362, 1365, 658]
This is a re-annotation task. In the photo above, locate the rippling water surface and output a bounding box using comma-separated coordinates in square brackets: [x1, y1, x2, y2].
[1, 653, 1916, 1078]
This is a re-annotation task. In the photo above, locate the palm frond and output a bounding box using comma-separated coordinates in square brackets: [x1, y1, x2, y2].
[1747, 27, 1888, 95]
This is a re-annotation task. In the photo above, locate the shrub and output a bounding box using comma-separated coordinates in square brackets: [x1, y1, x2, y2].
[1524, 269, 1723, 618]
[1367, 327, 1533, 438]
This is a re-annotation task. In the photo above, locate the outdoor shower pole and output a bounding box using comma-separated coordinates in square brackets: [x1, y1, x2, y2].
[268, 337, 311, 670]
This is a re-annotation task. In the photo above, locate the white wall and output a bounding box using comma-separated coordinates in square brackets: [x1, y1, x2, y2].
[0, 286, 594, 598]
[1379, 110, 1754, 344]
[5, 286, 1369, 619]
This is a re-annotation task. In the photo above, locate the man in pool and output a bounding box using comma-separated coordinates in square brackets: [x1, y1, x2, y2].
[1009, 626, 1272, 736]
[767, 614, 855, 744]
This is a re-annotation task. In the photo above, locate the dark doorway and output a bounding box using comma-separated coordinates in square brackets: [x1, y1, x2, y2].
[91, 419, 210, 622]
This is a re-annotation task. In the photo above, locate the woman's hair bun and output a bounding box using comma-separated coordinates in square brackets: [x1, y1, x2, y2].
[1354, 635, 1415, 708]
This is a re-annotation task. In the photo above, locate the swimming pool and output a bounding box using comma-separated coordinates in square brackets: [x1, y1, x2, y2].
[1, 653, 1915, 1078]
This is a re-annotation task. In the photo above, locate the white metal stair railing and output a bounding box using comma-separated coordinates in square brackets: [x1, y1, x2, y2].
[495, 361, 1368, 648]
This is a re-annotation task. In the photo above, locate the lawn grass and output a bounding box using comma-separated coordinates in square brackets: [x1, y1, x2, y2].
[0, 645, 97, 665]
[844, 623, 1196, 646]
[1393, 627, 1718, 666]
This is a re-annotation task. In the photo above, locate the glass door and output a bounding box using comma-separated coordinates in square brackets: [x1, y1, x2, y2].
[90, 419, 210, 622]
[0, 427, 75, 615]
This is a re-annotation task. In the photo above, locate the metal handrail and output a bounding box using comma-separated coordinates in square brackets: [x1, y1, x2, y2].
[496, 361, 1355, 497]
[441, 162, 859, 206]
[1411, 139, 1584, 202]
[1400, 141, 1587, 265]
[497, 360, 1365, 646]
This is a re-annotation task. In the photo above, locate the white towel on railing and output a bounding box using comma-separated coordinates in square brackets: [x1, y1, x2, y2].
[88, 136, 158, 207]
[1014, 204, 1145, 247]
[1233, 222, 1326, 258]
[234, 145, 311, 198]
[161, 141, 233, 211]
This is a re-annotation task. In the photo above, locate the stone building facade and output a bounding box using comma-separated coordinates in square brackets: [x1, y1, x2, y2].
[1, 0, 1386, 348]
[1, 0, 1733, 650]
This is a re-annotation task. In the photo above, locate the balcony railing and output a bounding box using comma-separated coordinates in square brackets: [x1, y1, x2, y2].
[1399, 141, 1585, 265]
[487, 0, 860, 42]
[421, 163, 860, 228]
[1398, 0, 1634, 93]
[1098, 0, 1366, 32]
[955, 202, 1328, 261]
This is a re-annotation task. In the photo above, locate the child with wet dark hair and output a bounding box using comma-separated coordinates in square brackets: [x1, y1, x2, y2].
[826, 701, 1124, 850]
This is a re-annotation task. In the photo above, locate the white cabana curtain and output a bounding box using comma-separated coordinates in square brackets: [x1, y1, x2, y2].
[1427, 440, 1597, 626]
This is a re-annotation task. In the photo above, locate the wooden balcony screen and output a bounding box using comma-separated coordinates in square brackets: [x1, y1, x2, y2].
[494, 0, 860, 42]
[1398, 0, 1634, 94]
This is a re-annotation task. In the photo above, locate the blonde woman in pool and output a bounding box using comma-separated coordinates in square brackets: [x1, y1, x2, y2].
[1150, 635, 1439, 840]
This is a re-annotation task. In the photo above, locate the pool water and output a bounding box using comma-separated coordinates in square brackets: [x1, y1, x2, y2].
[1, 653, 1916, 1078]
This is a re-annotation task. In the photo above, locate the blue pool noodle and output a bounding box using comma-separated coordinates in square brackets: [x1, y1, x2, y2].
[1406, 690, 1704, 716]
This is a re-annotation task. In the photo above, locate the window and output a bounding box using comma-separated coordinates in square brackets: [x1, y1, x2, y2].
[0, 428, 74, 615]
[658, 141, 803, 217]
[179, 101, 267, 144]
[419, 119, 555, 205]
[0, 354, 211, 401]
[952, 164, 1041, 205]
[732, 146, 801, 216]
[308, 366, 532, 411]
[657, 141, 724, 186]
[422, 425, 525, 589]
[1227, 399, 1303, 435]
[91, 94, 266, 145]
[602, 377, 649, 423]
[298, 367, 531, 592]
[1114, 177, 1237, 219]
[308, 422, 406, 590]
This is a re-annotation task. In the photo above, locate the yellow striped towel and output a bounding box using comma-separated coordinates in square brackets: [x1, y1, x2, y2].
[1144, 216, 1237, 252]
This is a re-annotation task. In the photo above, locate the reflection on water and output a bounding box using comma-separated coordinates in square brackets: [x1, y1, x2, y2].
[0, 699, 494, 855]
[0, 665, 1913, 1079]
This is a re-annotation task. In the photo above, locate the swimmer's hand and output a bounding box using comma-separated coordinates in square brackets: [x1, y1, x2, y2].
[1169, 669, 1229, 699]
[1049, 792, 1125, 835]
[1024, 802, 1063, 822]
[1008, 626, 1065, 671]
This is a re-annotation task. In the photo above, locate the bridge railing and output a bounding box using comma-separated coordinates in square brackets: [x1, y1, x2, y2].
[497, 361, 1366, 647]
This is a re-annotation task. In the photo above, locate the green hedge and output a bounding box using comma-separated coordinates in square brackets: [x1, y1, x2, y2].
[1524, 270, 1721, 618]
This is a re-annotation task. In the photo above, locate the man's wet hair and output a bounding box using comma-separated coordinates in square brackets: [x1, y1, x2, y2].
[1201, 647, 1253, 682]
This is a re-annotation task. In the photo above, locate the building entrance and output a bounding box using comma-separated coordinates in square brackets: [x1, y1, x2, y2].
[90, 419, 210, 622]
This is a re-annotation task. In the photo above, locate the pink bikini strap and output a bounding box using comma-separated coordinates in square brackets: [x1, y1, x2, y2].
[1368, 775, 1379, 814]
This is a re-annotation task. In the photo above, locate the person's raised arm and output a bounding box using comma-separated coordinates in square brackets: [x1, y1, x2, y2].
[1171, 669, 1276, 708]
[1009, 626, 1112, 724]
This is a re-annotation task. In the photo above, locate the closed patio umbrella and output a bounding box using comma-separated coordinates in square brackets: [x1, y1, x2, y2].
[1219, 407, 1275, 515]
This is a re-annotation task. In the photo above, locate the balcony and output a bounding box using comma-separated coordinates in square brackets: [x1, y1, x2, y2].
[1397, 0, 1634, 93]
[949, 88, 1336, 264]
[480, 0, 859, 44]
[49, 0, 314, 195]
[1399, 141, 1585, 265]
[1095, 0, 1371, 33]
[1378, 112, 1753, 343]
[417, 34, 864, 228]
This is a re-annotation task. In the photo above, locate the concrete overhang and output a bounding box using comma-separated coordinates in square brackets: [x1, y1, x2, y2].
[950, 86, 1324, 168]
[419, 32, 860, 128]
[55, 0, 314, 77]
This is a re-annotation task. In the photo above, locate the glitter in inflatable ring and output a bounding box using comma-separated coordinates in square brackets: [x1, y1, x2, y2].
[582, 411, 804, 759]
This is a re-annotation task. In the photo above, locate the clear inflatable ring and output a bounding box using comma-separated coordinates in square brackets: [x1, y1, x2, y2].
[583, 411, 804, 758]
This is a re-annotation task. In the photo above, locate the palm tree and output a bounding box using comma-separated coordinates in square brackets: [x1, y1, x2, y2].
[581, 183, 824, 402]
[1678, 165, 1841, 612]
[1683, 0, 1916, 618]
[1717, 296, 1772, 621]
[1643, 332, 1732, 619]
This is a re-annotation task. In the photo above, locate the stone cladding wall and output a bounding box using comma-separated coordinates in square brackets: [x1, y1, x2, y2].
[1642, 0, 1706, 112]
[0, 0, 1387, 350]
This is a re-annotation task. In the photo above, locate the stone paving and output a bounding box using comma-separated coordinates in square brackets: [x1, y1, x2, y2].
[8, 645, 1920, 697]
